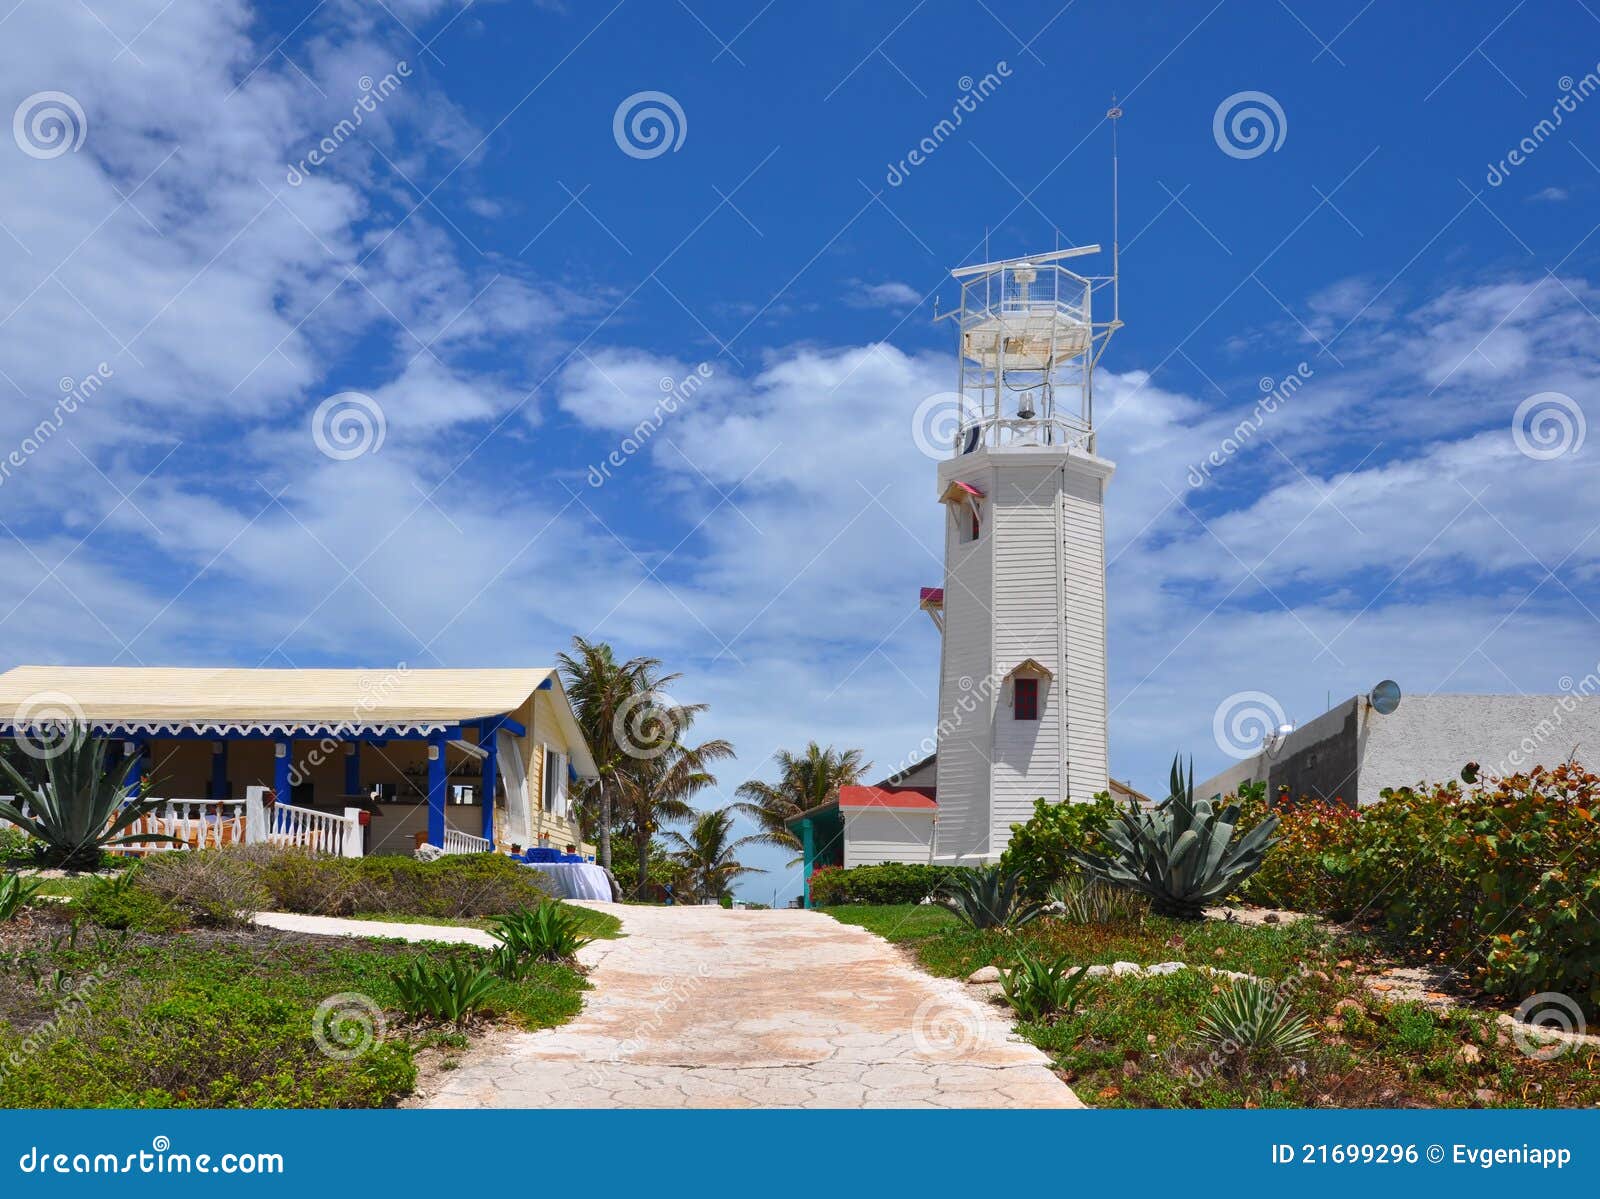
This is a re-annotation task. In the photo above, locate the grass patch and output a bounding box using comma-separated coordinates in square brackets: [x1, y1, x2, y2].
[0, 908, 589, 1109]
[825, 903, 1600, 1109]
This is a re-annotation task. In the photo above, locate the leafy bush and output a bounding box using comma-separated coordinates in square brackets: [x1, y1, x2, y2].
[1237, 789, 1359, 913]
[1074, 755, 1279, 920]
[0, 872, 40, 921]
[133, 851, 268, 928]
[999, 792, 1120, 895]
[1249, 763, 1600, 1014]
[1196, 978, 1314, 1058]
[938, 864, 1045, 930]
[228, 846, 550, 918]
[390, 954, 499, 1026]
[0, 828, 35, 867]
[489, 901, 594, 973]
[1000, 947, 1098, 1022]
[77, 870, 186, 933]
[808, 862, 951, 906]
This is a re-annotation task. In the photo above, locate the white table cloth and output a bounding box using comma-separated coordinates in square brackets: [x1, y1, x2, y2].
[523, 861, 613, 901]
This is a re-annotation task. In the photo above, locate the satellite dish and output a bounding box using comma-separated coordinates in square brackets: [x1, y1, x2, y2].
[1369, 679, 1402, 715]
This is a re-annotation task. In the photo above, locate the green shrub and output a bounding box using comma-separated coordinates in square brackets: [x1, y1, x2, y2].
[1049, 873, 1149, 924]
[489, 901, 594, 973]
[227, 846, 550, 918]
[1000, 948, 1098, 1022]
[999, 792, 1120, 895]
[808, 862, 951, 905]
[0, 828, 35, 867]
[390, 954, 499, 1026]
[133, 850, 268, 927]
[1248, 762, 1600, 1015]
[0, 872, 40, 921]
[77, 870, 185, 933]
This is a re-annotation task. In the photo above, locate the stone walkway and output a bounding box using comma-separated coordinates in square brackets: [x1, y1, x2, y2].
[413, 904, 1082, 1109]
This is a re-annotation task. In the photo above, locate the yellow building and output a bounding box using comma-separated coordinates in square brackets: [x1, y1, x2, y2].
[0, 666, 597, 856]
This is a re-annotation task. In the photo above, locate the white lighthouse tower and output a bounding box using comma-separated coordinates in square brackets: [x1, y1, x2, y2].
[926, 242, 1122, 863]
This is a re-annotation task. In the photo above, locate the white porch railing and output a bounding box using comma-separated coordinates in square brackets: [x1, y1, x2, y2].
[441, 827, 494, 855]
[119, 798, 249, 854]
[264, 799, 364, 858]
[1, 789, 362, 858]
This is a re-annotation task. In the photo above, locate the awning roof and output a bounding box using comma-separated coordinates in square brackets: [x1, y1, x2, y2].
[0, 666, 598, 776]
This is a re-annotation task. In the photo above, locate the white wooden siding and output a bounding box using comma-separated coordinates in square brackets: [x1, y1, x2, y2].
[1061, 467, 1110, 801]
[990, 464, 1065, 851]
[843, 808, 935, 867]
[933, 466, 993, 861]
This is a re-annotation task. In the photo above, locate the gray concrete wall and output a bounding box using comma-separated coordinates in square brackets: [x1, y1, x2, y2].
[1195, 692, 1600, 806]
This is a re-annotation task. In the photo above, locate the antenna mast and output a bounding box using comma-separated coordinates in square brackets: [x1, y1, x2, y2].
[1108, 97, 1122, 326]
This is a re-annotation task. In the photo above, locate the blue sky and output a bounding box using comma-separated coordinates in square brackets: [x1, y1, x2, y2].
[2, 0, 1598, 903]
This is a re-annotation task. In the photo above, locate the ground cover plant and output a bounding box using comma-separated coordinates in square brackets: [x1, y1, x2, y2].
[825, 902, 1600, 1108]
[0, 902, 591, 1108]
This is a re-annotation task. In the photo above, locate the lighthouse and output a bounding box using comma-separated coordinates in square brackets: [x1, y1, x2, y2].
[926, 244, 1121, 863]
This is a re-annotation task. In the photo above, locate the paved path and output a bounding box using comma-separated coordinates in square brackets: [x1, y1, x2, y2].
[420, 904, 1081, 1109]
[254, 910, 497, 947]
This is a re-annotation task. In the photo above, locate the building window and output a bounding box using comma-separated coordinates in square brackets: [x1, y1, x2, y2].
[1013, 677, 1039, 720]
[543, 747, 568, 814]
[955, 499, 980, 543]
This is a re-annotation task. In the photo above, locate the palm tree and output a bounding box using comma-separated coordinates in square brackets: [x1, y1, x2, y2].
[664, 806, 764, 903]
[611, 719, 735, 899]
[558, 637, 660, 871]
[734, 742, 870, 853]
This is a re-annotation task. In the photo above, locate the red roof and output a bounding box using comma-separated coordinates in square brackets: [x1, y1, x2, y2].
[838, 784, 936, 811]
[919, 587, 944, 607]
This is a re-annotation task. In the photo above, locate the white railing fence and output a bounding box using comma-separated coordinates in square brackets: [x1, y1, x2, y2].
[1, 788, 362, 859]
[119, 798, 249, 855]
[441, 828, 494, 855]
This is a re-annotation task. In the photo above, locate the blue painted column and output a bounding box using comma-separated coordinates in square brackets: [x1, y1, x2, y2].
[479, 728, 499, 844]
[273, 740, 292, 826]
[426, 732, 447, 848]
[344, 743, 361, 797]
[210, 741, 229, 799]
[800, 817, 816, 909]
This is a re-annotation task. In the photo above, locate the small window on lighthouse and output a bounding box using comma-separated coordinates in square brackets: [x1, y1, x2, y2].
[955, 499, 980, 543]
[1013, 677, 1039, 721]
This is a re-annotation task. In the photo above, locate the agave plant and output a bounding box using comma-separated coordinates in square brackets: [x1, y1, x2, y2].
[1196, 977, 1315, 1057]
[488, 900, 594, 975]
[390, 954, 500, 1026]
[0, 728, 175, 870]
[938, 864, 1045, 930]
[1000, 947, 1098, 1022]
[1071, 755, 1279, 920]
